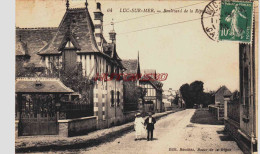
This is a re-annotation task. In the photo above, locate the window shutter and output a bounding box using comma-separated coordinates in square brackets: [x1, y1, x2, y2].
[117, 91, 120, 106]
[111, 90, 114, 106]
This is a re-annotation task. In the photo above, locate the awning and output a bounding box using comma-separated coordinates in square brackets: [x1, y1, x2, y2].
[15, 77, 74, 93]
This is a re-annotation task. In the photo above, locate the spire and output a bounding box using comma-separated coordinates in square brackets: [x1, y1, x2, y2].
[137, 51, 141, 79]
[66, 0, 69, 10]
[138, 51, 139, 62]
[85, 0, 88, 8]
[111, 18, 115, 31]
[109, 18, 116, 43]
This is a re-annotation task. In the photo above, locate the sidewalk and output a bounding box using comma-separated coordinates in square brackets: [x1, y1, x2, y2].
[16, 108, 183, 153]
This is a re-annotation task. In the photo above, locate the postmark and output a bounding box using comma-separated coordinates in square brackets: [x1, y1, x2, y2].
[218, 1, 253, 43]
[201, 0, 221, 41]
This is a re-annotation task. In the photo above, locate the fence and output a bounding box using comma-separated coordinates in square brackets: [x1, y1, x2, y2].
[60, 103, 93, 119]
[227, 100, 240, 123]
[208, 104, 224, 120]
[209, 105, 219, 119]
[144, 104, 154, 113]
[124, 103, 138, 112]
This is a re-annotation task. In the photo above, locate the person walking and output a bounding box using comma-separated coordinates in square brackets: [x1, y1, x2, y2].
[144, 112, 156, 141]
[134, 112, 145, 141]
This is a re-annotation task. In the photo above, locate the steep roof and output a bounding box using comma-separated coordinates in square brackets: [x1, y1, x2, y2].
[142, 69, 156, 75]
[142, 69, 156, 78]
[213, 85, 231, 96]
[122, 59, 138, 74]
[140, 75, 163, 91]
[38, 8, 99, 55]
[16, 77, 74, 93]
[16, 27, 58, 67]
[104, 43, 122, 61]
[16, 37, 29, 56]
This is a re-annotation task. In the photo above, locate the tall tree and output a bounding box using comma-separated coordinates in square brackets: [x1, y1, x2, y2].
[180, 83, 193, 108]
[190, 81, 204, 105]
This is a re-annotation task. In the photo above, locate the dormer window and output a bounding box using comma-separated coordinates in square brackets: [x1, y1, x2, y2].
[59, 34, 80, 51]
[65, 40, 75, 49]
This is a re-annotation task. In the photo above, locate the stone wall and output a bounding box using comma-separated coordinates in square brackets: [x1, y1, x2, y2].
[224, 119, 255, 154]
[58, 116, 97, 137]
[96, 110, 137, 129]
[224, 119, 240, 141]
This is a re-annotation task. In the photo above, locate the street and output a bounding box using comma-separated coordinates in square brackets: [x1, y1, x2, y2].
[66, 109, 242, 154]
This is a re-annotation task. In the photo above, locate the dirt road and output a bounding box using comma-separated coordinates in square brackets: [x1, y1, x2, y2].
[73, 109, 242, 154]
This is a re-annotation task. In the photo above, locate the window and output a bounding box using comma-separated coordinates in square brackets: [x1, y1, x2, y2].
[65, 40, 74, 48]
[117, 91, 120, 106]
[111, 90, 114, 106]
[71, 95, 79, 102]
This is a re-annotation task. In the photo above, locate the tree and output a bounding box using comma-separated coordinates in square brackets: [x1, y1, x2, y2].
[179, 81, 210, 108]
[123, 81, 143, 111]
[172, 93, 179, 105]
[190, 81, 204, 105]
[55, 62, 94, 104]
[137, 86, 147, 113]
[180, 83, 193, 108]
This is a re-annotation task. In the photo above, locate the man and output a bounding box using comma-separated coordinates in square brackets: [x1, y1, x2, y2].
[144, 112, 156, 141]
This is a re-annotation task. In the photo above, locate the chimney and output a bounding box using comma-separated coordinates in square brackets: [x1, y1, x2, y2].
[93, 2, 104, 51]
[109, 19, 116, 43]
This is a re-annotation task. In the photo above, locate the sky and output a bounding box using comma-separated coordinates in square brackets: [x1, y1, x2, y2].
[16, 0, 242, 92]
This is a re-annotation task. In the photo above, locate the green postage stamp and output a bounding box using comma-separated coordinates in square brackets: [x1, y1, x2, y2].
[219, 1, 253, 43]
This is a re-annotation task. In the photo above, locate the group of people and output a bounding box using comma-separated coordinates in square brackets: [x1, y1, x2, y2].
[134, 112, 156, 141]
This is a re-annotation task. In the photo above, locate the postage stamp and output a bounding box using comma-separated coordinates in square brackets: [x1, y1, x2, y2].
[218, 1, 253, 43]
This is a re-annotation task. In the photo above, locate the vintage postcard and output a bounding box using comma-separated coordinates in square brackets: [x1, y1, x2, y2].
[15, 0, 258, 153]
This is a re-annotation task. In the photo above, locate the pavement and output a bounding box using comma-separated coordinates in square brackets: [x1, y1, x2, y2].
[15, 108, 182, 153]
[67, 109, 243, 154]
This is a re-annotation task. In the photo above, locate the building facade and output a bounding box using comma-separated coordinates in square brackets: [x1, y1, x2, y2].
[139, 70, 163, 113]
[16, 0, 126, 135]
[224, 11, 258, 154]
[212, 86, 232, 105]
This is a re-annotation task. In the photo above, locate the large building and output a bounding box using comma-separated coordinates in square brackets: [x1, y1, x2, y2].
[224, 11, 258, 153]
[16, 0, 126, 135]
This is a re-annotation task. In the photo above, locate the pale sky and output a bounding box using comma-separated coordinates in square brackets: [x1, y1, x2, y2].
[16, 0, 241, 92]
